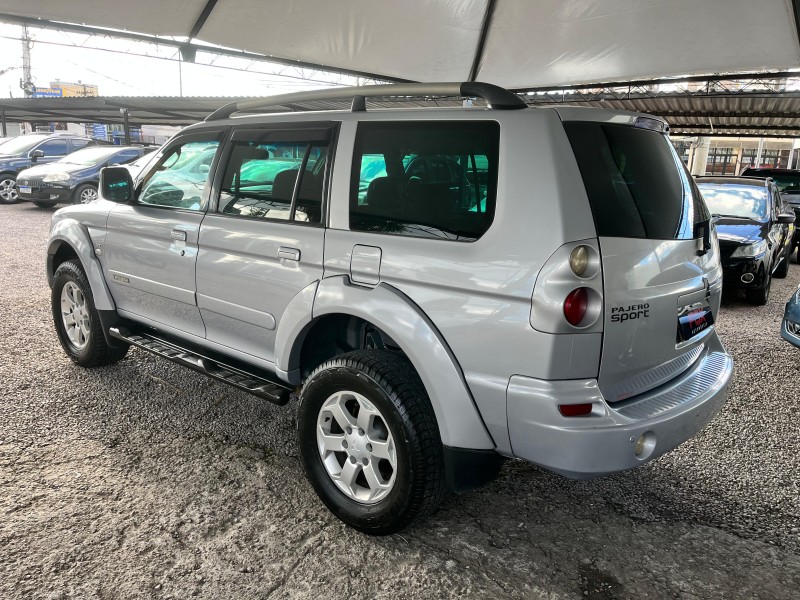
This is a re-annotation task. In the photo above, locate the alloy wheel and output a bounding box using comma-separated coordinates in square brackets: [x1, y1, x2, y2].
[60, 281, 90, 349]
[80, 187, 98, 203]
[0, 178, 18, 202]
[316, 390, 397, 504]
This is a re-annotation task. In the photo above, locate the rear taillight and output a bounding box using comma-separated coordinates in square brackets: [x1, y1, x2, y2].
[530, 240, 603, 334]
[564, 287, 589, 326]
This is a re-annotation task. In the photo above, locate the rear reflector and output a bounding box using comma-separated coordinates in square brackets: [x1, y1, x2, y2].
[559, 403, 593, 417]
[564, 287, 589, 326]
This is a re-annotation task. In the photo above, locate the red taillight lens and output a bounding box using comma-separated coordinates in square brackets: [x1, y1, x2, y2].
[563, 287, 589, 326]
[559, 403, 593, 417]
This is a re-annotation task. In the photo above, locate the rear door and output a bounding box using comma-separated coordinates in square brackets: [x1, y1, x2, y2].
[104, 130, 225, 337]
[564, 119, 722, 403]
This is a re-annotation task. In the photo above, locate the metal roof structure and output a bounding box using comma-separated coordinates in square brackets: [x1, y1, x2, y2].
[0, 96, 241, 126]
[1, 1, 799, 89]
[3, 72, 800, 139]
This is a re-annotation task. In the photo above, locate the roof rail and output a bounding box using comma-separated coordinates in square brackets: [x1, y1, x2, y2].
[205, 81, 526, 121]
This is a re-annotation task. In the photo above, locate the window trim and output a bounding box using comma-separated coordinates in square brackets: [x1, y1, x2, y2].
[209, 121, 340, 227]
[135, 128, 227, 213]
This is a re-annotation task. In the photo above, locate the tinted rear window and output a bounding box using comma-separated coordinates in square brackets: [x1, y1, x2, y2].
[564, 122, 709, 239]
[741, 170, 800, 195]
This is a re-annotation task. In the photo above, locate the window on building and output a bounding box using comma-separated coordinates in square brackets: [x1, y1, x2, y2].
[705, 147, 737, 175]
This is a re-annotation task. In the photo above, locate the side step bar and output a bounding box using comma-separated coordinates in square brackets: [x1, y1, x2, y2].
[109, 326, 292, 405]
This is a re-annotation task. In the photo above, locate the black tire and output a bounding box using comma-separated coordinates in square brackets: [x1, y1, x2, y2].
[298, 349, 445, 535]
[746, 276, 771, 306]
[73, 183, 98, 205]
[52, 259, 129, 367]
[33, 200, 58, 208]
[0, 172, 18, 204]
[774, 250, 790, 279]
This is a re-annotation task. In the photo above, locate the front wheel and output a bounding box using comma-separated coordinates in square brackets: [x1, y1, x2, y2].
[746, 275, 771, 306]
[73, 183, 98, 204]
[0, 173, 18, 204]
[33, 200, 58, 208]
[298, 350, 445, 535]
[52, 259, 129, 367]
[774, 248, 790, 279]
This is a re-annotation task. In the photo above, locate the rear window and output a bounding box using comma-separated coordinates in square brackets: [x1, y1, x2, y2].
[564, 122, 709, 239]
[741, 170, 800, 196]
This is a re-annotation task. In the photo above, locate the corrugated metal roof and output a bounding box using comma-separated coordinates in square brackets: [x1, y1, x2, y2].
[3, 93, 799, 137]
[538, 94, 800, 137]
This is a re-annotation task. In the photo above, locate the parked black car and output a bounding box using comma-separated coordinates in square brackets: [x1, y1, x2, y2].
[740, 167, 800, 259]
[17, 146, 148, 207]
[696, 176, 795, 305]
[0, 133, 109, 204]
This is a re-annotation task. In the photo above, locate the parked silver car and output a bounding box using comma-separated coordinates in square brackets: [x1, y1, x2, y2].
[45, 82, 733, 534]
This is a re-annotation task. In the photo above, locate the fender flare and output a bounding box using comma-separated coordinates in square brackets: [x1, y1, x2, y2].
[275, 276, 494, 450]
[47, 218, 116, 312]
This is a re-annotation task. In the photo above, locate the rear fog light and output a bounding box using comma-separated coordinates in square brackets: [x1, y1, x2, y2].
[558, 403, 593, 417]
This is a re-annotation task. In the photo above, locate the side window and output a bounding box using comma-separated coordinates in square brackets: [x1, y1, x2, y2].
[37, 139, 69, 157]
[70, 139, 92, 151]
[112, 150, 141, 165]
[139, 139, 220, 210]
[218, 136, 328, 224]
[350, 121, 499, 241]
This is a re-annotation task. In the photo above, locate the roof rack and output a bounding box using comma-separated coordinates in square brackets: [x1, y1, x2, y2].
[205, 81, 527, 121]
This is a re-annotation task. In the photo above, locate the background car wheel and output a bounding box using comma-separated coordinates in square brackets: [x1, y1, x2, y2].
[0, 173, 18, 204]
[73, 183, 98, 204]
[33, 200, 58, 208]
[774, 251, 790, 278]
[52, 259, 129, 367]
[298, 349, 445, 535]
[746, 276, 771, 306]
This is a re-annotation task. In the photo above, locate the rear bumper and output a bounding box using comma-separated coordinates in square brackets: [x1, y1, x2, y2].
[506, 335, 732, 478]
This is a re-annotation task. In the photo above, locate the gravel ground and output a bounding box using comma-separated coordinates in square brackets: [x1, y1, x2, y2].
[1, 201, 799, 599]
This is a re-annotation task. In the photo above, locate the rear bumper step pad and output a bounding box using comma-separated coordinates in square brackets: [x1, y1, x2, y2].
[109, 326, 292, 405]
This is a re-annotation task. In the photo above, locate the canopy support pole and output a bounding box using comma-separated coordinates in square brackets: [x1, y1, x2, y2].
[468, 0, 497, 82]
[792, 0, 800, 50]
[1, 109, 6, 137]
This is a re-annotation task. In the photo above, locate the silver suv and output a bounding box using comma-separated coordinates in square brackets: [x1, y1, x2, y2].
[45, 82, 733, 534]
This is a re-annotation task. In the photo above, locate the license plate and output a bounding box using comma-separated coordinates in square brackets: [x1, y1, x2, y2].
[677, 302, 714, 342]
[18, 186, 31, 194]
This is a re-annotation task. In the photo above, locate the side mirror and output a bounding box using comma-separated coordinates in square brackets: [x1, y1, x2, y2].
[30, 149, 44, 160]
[100, 166, 134, 203]
[778, 213, 796, 224]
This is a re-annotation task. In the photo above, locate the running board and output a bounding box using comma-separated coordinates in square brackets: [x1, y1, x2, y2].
[108, 326, 292, 405]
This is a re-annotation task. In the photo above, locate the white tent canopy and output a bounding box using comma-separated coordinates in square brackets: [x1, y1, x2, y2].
[2, 0, 799, 89]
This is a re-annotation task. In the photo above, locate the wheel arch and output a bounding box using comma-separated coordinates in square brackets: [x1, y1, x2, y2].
[275, 275, 495, 450]
[47, 218, 115, 312]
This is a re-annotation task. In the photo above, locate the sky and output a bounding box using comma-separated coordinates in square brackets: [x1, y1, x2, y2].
[0, 22, 368, 99]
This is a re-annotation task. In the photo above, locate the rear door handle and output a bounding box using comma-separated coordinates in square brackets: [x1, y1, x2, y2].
[171, 229, 187, 242]
[278, 246, 300, 261]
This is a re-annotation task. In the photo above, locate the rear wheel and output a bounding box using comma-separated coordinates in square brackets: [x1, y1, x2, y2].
[0, 173, 18, 204]
[73, 183, 98, 204]
[298, 350, 445, 534]
[52, 259, 129, 367]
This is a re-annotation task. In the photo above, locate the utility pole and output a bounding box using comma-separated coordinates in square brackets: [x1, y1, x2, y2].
[21, 25, 33, 97]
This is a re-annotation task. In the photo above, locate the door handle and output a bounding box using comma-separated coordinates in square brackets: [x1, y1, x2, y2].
[278, 246, 300, 261]
[171, 229, 187, 242]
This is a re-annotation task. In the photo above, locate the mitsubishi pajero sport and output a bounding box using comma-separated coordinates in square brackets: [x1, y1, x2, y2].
[45, 82, 733, 534]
